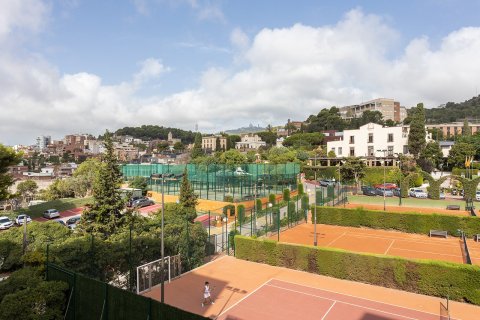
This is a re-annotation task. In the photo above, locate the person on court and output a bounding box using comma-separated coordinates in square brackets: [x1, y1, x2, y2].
[202, 281, 214, 307]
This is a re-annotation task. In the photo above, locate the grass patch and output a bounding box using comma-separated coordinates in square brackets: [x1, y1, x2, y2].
[2, 198, 92, 219]
[348, 195, 468, 209]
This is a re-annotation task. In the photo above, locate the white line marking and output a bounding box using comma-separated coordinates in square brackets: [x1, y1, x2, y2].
[384, 240, 395, 255]
[337, 232, 460, 247]
[269, 279, 458, 319]
[391, 247, 462, 258]
[266, 284, 417, 320]
[321, 301, 336, 320]
[325, 232, 347, 247]
[215, 278, 274, 319]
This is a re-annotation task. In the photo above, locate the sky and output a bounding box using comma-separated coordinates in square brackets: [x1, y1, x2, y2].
[1, 0, 480, 145]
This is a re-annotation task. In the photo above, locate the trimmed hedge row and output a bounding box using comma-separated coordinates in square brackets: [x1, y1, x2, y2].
[235, 236, 480, 304]
[313, 207, 480, 237]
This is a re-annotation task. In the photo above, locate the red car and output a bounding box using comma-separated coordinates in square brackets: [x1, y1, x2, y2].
[373, 183, 397, 190]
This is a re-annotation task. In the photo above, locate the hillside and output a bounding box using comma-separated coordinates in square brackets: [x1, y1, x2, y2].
[425, 95, 480, 123]
[115, 125, 196, 143]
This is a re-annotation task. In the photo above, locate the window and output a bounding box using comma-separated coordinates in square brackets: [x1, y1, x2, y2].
[368, 133, 373, 143]
[403, 145, 408, 154]
[349, 147, 355, 157]
[331, 147, 335, 154]
[349, 136, 355, 144]
[368, 146, 374, 156]
[388, 146, 394, 156]
[388, 133, 394, 142]
[338, 147, 342, 155]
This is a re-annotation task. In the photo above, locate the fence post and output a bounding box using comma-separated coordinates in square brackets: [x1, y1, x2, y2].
[208, 210, 211, 239]
[73, 272, 77, 320]
[129, 224, 133, 291]
[45, 243, 50, 281]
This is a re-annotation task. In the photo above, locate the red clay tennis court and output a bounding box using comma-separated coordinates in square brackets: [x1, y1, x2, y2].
[143, 256, 480, 320]
[272, 223, 480, 266]
[217, 279, 450, 320]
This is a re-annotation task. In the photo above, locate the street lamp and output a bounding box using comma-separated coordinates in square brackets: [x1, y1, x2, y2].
[377, 149, 387, 211]
[394, 153, 403, 206]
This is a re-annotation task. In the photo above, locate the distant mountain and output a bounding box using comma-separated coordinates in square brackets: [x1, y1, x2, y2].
[425, 95, 480, 124]
[224, 124, 266, 135]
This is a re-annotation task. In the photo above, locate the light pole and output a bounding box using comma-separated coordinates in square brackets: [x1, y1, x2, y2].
[395, 153, 403, 206]
[377, 149, 387, 211]
[314, 185, 318, 246]
[160, 172, 165, 303]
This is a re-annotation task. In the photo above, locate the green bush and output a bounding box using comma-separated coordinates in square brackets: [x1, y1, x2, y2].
[452, 168, 479, 176]
[237, 205, 245, 225]
[255, 199, 262, 211]
[268, 194, 276, 205]
[235, 236, 480, 305]
[303, 167, 338, 180]
[297, 183, 304, 195]
[313, 207, 480, 237]
[223, 195, 233, 203]
[283, 189, 291, 201]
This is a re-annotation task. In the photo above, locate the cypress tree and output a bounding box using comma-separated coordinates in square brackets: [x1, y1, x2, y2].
[408, 103, 426, 159]
[191, 133, 204, 159]
[462, 119, 471, 136]
[179, 168, 198, 222]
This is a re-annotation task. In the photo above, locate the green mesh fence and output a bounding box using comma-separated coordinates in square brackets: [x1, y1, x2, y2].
[121, 163, 300, 201]
[46, 263, 207, 320]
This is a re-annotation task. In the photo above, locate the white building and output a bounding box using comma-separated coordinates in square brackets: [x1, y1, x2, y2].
[439, 141, 455, 158]
[235, 134, 266, 150]
[36, 135, 51, 151]
[327, 123, 412, 157]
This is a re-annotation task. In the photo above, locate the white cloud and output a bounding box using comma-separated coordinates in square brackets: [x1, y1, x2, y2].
[0, 0, 49, 42]
[2, 6, 480, 145]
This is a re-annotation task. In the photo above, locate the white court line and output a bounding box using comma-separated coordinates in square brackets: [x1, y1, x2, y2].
[269, 278, 458, 320]
[384, 240, 395, 255]
[321, 301, 336, 320]
[266, 283, 420, 320]
[325, 232, 347, 247]
[338, 232, 460, 248]
[215, 278, 274, 319]
[391, 247, 462, 258]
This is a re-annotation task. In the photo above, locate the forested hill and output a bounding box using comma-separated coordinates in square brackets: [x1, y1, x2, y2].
[425, 95, 480, 123]
[115, 125, 196, 143]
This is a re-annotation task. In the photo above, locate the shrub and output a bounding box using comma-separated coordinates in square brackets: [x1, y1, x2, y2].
[283, 189, 291, 201]
[255, 199, 262, 212]
[297, 183, 304, 195]
[313, 207, 480, 237]
[237, 205, 245, 225]
[235, 236, 480, 305]
[268, 194, 276, 205]
[223, 195, 233, 203]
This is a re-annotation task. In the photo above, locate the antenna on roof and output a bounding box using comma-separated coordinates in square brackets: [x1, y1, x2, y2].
[195, 123, 198, 132]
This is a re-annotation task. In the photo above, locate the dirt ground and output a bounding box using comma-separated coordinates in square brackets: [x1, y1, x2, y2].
[344, 203, 471, 216]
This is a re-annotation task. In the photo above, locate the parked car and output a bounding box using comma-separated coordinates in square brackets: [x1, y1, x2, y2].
[476, 191, 480, 201]
[362, 186, 377, 196]
[43, 209, 60, 219]
[15, 214, 32, 225]
[428, 192, 445, 200]
[127, 196, 142, 207]
[66, 216, 81, 230]
[375, 188, 393, 197]
[393, 188, 401, 197]
[55, 220, 67, 227]
[132, 198, 155, 208]
[374, 183, 397, 190]
[0, 216, 14, 230]
[409, 188, 428, 198]
[319, 179, 336, 187]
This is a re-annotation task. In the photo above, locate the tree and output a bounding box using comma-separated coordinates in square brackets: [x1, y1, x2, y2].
[340, 157, 366, 187]
[448, 142, 476, 168]
[0, 145, 22, 201]
[462, 119, 471, 136]
[156, 141, 169, 152]
[256, 131, 277, 147]
[173, 141, 184, 151]
[72, 158, 101, 197]
[327, 150, 336, 158]
[179, 168, 198, 222]
[128, 176, 148, 196]
[384, 119, 396, 127]
[408, 103, 426, 159]
[305, 107, 346, 132]
[420, 141, 443, 169]
[190, 133, 204, 159]
[215, 137, 222, 152]
[226, 135, 241, 151]
[282, 133, 324, 149]
[218, 149, 247, 165]
[16, 180, 38, 204]
[79, 131, 129, 236]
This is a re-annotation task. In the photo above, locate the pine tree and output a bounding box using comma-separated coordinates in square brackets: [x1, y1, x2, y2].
[179, 167, 198, 222]
[80, 131, 129, 236]
[408, 103, 426, 159]
[191, 133, 204, 159]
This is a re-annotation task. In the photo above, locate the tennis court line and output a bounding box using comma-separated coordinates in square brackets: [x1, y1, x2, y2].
[271, 278, 458, 320]
[338, 231, 461, 247]
[391, 247, 462, 258]
[384, 240, 395, 255]
[325, 232, 347, 247]
[215, 278, 274, 319]
[265, 283, 419, 320]
[321, 301, 336, 320]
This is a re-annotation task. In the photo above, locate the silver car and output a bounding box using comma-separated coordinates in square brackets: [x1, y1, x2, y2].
[43, 209, 60, 219]
[0, 216, 14, 230]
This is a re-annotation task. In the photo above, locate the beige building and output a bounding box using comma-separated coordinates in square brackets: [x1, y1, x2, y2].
[202, 135, 227, 152]
[235, 134, 266, 150]
[426, 122, 480, 139]
[340, 98, 407, 122]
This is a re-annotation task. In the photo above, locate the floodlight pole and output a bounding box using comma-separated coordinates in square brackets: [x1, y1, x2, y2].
[314, 184, 317, 246]
[377, 149, 387, 211]
[161, 174, 165, 303]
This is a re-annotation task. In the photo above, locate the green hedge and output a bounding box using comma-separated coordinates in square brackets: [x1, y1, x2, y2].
[313, 207, 480, 237]
[235, 236, 480, 304]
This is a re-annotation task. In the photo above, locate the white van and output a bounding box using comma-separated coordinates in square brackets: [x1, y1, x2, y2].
[43, 209, 60, 219]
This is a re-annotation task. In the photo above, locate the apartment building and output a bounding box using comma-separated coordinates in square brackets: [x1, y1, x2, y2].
[202, 135, 227, 152]
[426, 121, 480, 138]
[36, 135, 51, 152]
[339, 98, 407, 122]
[235, 134, 266, 150]
[327, 123, 411, 157]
